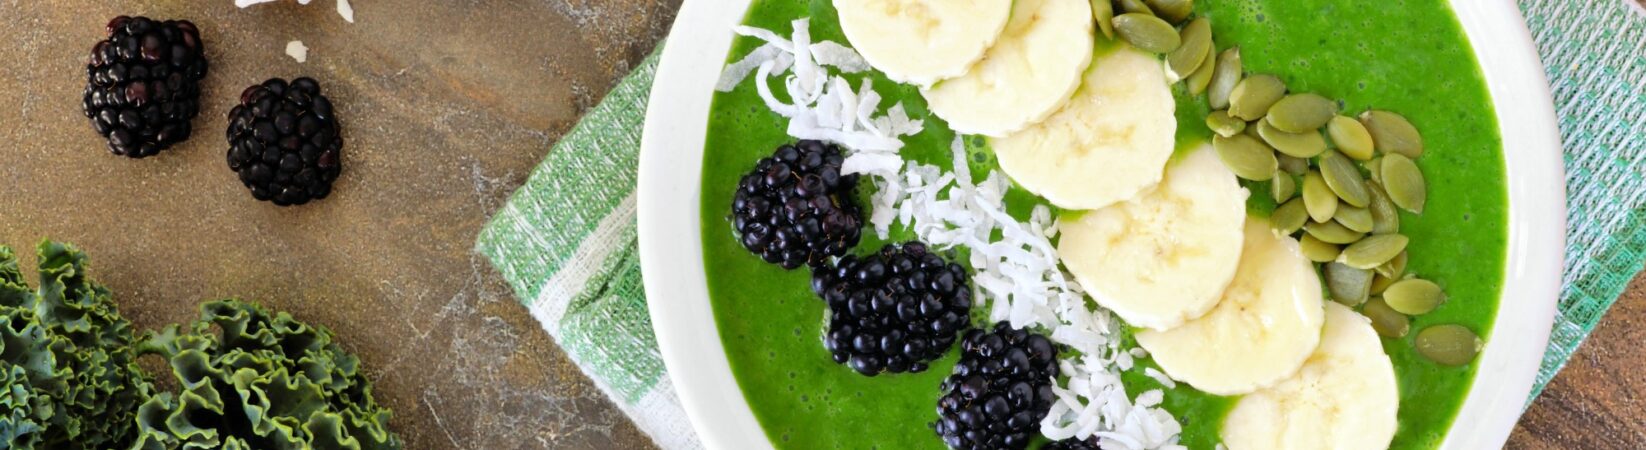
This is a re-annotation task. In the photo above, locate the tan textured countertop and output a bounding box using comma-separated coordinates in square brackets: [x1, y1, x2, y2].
[2, 1, 1637, 449]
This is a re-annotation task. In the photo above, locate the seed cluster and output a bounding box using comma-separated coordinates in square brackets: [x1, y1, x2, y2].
[731, 140, 863, 269]
[226, 78, 344, 206]
[934, 324, 1061, 450]
[82, 16, 208, 158]
[812, 242, 972, 376]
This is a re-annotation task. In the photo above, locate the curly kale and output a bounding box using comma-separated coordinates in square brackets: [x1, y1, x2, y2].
[132, 300, 402, 450]
[0, 242, 155, 449]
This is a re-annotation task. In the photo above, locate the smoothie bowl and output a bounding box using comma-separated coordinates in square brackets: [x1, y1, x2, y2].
[637, 0, 1563, 449]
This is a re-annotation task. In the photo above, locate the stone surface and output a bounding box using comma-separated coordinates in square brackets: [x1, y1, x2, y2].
[1509, 270, 1646, 449]
[0, 1, 672, 448]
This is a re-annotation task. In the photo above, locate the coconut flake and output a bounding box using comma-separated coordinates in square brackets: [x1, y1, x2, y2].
[336, 0, 354, 22]
[1144, 368, 1177, 389]
[717, 44, 781, 92]
[809, 41, 870, 73]
[732, 25, 794, 52]
[285, 40, 308, 63]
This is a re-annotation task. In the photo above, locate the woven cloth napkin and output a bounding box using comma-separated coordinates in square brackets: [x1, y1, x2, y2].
[474, 1, 1646, 446]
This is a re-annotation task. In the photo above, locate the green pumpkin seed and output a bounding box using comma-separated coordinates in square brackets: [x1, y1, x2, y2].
[1256, 119, 1327, 158]
[1367, 156, 1383, 183]
[1367, 180, 1400, 234]
[1113, 13, 1180, 53]
[1384, 278, 1446, 315]
[1118, 0, 1155, 15]
[1339, 234, 1408, 269]
[1375, 250, 1407, 278]
[1306, 220, 1364, 244]
[1265, 93, 1338, 133]
[1228, 74, 1286, 121]
[1167, 19, 1212, 78]
[1206, 111, 1246, 137]
[1213, 135, 1277, 181]
[1302, 171, 1338, 222]
[1370, 273, 1399, 295]
[1360, 110, 1424, 158]
[1091, 0, 1116, 38]
[1271, 198, 1309, 235]
[1271, 173, 1297, 202]
[1319, 150, 1370, 207]
[1299, 234, 1341, 263]
[1186, 44, 1216, 95]
[1327, 116, 1375, 160]
[1334, 205, 1373, 233]
[1415, 324, 1481, 366]
[1324, 262, 1372, 306]
[1381, 154, 1427, 213]
[1143, 0, 1193, 23]
[1363, 298, 1411, 338]
[1277, 154, 1308, 176]
[1207, 48, 1242, 110]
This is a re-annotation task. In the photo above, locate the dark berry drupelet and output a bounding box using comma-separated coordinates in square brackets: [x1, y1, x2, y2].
[82, 16, 208, 158]
[1042, 437, 1099, 450]
[934, 323, 1061, 450]
[732, 140, 863, 269]
[226, 77, 343, 206]
[813, 242, 972, 376]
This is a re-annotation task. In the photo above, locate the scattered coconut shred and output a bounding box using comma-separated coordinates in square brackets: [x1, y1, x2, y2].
[720, 19, 1187, 450]
[236, 0, 355, 23]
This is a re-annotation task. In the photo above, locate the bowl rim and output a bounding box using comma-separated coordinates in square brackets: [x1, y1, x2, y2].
[636, 0, 1565, 448]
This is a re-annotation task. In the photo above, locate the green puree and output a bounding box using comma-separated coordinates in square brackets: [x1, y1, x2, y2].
[698, 0, 1505, 448]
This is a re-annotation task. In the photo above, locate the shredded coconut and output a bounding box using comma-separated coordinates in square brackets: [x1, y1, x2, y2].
[285, 40, 308, 63]
[235, 0, 354, 23]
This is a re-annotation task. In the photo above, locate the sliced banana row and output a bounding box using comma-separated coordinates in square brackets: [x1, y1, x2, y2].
[920, 0, 1096, 137]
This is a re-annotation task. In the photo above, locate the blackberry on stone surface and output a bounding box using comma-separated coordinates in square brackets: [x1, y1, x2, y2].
[812, 241, 972, 376]
[82, 16, 208, 158]
[731, 140, 862, 269]
[226, 77, 344, 206]
[933, 323, 1062, 450]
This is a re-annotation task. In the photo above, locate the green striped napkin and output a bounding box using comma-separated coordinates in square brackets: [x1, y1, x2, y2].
[475, 1, 1646, 445]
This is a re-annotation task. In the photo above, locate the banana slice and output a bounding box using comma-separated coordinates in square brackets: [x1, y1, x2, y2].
[836, 0, 1014, 87]
[1221, 302, 1400, 450]
[920, 0, 1094, 137]
[1058, 144, 1247, 331]
[1134, 218, 1326, 396]
[989, 44, 1176, 210]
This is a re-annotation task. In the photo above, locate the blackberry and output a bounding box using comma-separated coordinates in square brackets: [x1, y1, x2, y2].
[226, 77, 344, 206]
[82, 16, 208, 158]
[934, 323, 1061, 450]
[1042, 438, 1099, 450]
[812, 242, 972, 376]
[731, 140, 862, 269]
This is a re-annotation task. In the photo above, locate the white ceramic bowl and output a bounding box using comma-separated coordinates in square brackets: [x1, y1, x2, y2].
[637, 1, 1565, 448]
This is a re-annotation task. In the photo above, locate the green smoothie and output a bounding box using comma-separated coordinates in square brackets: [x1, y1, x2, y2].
[698, 0, 1506, 448]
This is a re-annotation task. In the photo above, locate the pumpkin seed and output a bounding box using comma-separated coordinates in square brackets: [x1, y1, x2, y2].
[1370, 272, 1399, 295]
[1360, 110, 1424, 158]
[1375, 250, 1407, 278]
[1213, 135, 1277, 181]
[1277, 154, 1308, 176]
[1167, 19, 1212, 78]
[1302, 170, 1338, 222]
[1367, 156, 1383, 183]
[1207, 48, 1242, 110]
[1206, 111, 1246, 137]
[1144, 0, 1193, 23]
[1384, 278, 1446, 315]
[1306, 220, 1364, 244]
[1319, 150, 1370, 207]
[1113, 13, 1180, 53]
[1381, 154, 1427, 213]
[1186, 44, 1216, 95]
[1257, 119, 1327, 158]
[1091, 0, 1116, 38]
[1299, 234, 1341, 262]
[1334, 205, 1373, 233]
[1271, 198, 1309, 235]
[1415, 324, 1481, 366]
[1367, 180, 1400, 234]
[1271, 172, 1297, 202]
[1324, 262, 1372, 306]
[1339, 234, 1408, 269]
[1228, 74, 1286, 121]
[1118, 0, 1155, 15]
[1265, 93, 1338, 133]
[1363, 298, 1411, 338]
[1327, 116, 1375, 160]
